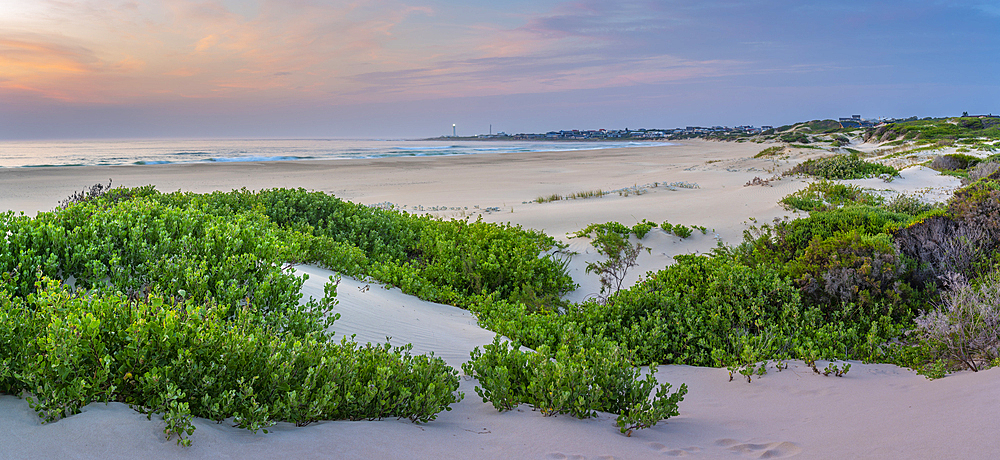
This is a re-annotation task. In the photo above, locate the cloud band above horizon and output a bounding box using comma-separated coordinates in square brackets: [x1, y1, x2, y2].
[1, 0, 997, 139]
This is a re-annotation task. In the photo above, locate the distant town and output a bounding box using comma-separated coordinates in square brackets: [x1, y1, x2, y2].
[435, 114, 996, 141]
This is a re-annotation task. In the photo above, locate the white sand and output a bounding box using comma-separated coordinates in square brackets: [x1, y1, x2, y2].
[0, 140, 993, 459]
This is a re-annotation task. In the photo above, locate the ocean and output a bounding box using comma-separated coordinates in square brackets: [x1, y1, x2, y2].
[0, 139, 674, 168]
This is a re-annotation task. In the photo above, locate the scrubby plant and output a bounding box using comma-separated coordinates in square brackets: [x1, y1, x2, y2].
[883, 194, 938, 216]
[573, 222, 649, 299]
[780, 133, 810, 144]
[897, 172, 1000, 283]
[661, 220, 674, 234]
[3, 279, 463, 445]
[785, 154, 899, 180]
[930, 153, 980, 172]
[780, 180, 884, 212]
[631, 219, 658, 239]
[672, 225, 693, 238]
[963, 161, 1000, 185]
[911, 272, 1000, 371]
[787, 231, 910, 313]
[462, 336, 687, 436]
[754, 146, 785, 158]
[57, 179, 113, 209]
[0, 185, 589, 444]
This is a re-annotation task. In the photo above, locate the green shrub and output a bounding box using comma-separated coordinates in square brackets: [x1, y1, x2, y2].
[780, 133, 810, 144]
[738, 207, 916, 267]
[462, 336, 687, 436]
[787, 231, 910, 314]
[0, 185, 590, 444]
[573, 222, 649, 299]
[780, 180, 884, 212]
[631, 220, 658, 239]
[883, 195, 938, 216]
[754, 146, 785, 158]
[2, 187, 577, 313]
[2, 279, 462, 445]
[785, 154, 899, 180]
[672, 225, 693, 238]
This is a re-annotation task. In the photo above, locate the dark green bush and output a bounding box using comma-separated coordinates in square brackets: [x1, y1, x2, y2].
[1, 187, 576, 313]
[631, 220, 658, 239]
[787, 231, 911, 314]
[462, 336, 686, 436]
[1, 279, 462, 445]
[738, 207, 916, 268]
[0, 186, 585, 444]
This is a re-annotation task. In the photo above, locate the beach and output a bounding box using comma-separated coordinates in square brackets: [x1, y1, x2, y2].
[1, 139, 992, 459]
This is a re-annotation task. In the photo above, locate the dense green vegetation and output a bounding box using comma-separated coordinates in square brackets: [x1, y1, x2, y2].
[781, 181, 884, 212]
[785, 154, 899, 180]
[474, 167, 1000, 382]
[866, 117, 1000, 144]
[0, 187, 574, 443]
[462, 336, 686, 436]
[1, 281, 459, 445]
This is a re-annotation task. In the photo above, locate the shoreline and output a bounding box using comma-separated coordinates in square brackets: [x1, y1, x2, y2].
[0, 138, 676, 170]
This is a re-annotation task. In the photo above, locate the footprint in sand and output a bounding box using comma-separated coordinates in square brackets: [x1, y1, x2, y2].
[646, 442, 703, 456]
[544, 453, 588, 460]
[714, 439, 802, 458]
[544, 454, 618, 460]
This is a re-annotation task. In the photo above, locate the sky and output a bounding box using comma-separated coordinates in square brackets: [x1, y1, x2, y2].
[1, 0, 998, 139]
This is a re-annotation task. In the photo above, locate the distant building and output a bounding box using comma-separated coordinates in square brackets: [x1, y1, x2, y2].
[839, 115, 875, 129]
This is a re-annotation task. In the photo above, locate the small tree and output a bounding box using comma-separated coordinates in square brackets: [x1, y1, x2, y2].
[574, 223, 650, 302]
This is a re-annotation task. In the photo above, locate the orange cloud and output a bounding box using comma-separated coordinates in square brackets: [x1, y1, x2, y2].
[0, 0, 754, 108]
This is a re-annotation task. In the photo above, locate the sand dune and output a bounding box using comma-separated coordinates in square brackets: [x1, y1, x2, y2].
[1, 140, 990, 459]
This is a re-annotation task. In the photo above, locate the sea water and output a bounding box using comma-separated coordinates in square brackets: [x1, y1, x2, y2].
[0, 139, 673, 168]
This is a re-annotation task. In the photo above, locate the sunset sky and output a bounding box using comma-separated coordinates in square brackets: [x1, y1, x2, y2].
[2, 0, 998, 139]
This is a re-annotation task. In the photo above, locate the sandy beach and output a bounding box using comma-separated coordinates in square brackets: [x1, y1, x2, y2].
[1, 139, 992, 459]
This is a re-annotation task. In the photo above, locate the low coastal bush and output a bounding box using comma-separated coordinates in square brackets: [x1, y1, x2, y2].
[672, 225, 693, 238]
[964, 161, 1000, 185]
[780, 180, 884, 212]
[0, 185, 583, 443]
[0, 279, 462, 445]
[573, 222, 648, 299]
[462, 336, 686, 436]
[780, 133, 810, 144]
[660, 220, 698, 238]
[0, 187, 576, 313]
[785, 154, 899, 180]
[631, 219, 658, 239]
[911, 272, 1000, 372]
[930, 153, 980, 172]
[786, 231, 910, 311]
[754, 146, 785, 158]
